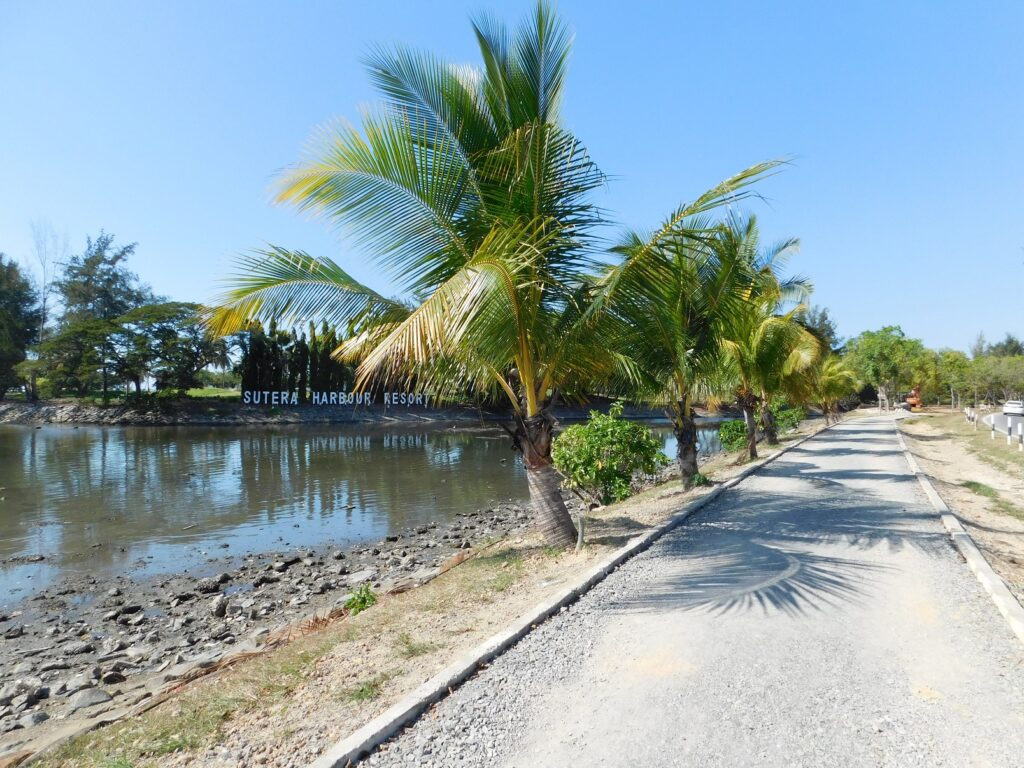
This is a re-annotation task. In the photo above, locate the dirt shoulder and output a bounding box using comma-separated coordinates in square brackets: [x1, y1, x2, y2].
[15, 418, 837, 768]
[897, 411, 1024, 606]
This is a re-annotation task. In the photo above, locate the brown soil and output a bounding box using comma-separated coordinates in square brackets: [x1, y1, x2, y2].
[898, 412, 1024, 605]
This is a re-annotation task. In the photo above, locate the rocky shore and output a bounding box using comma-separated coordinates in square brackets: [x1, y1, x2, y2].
[0, 400, 671, 427]
[0, 500, 540, 753]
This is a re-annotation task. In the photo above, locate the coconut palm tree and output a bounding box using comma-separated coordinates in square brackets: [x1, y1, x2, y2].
[716, 216, 818, 458]
[207, 3, 780, 546]
[806, 353, 860, 424]
[595, 207, 775, 486]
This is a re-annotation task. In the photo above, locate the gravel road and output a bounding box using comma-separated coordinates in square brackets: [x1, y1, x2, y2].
[361, 417, 1024, 767]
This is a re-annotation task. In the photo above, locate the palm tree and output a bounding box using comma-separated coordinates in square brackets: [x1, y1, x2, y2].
[596, 198, 780, 487]
[716, 216, 817, 458]
[806, 353, 859, 424]
[207, 3, 781, 546]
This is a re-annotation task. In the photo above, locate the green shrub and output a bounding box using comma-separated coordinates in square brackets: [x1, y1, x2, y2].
[718, 420, 747, 452]
[344, 583, 377, 616]
[552, 402, 667, 505]
[771, 401, 805, 433]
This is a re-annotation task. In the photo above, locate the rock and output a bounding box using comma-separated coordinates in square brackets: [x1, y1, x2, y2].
[332, 551, 346, 560]
[39, 659, 70, 672]
[210, 594, 228, 618]
[62, 675, 95, 694]
[18, 710, 48, 728]
[107, 587, 122, 597]
[4, 625, 24, 639]
[195, 578, 221, 594]
[12, 661, 34, 675]
[216, 572, 232, 584]
[65, 640, 96, 655]
[252, 573, 280, 587]
[66, 687, 112, 715]
[345, 569, 377, 585]
[101, 670, 126, 684]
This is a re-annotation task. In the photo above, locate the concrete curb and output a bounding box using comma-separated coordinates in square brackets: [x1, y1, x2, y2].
[309, 423, 832, 768]
[895, 424, 1024, 645]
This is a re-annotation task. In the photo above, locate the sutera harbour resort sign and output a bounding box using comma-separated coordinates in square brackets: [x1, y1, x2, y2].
[242, 390, 428, 407]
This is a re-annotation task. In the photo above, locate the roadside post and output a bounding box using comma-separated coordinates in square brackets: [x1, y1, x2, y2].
[991, 420, 996, 440]
[1018, 423, 1023, 452]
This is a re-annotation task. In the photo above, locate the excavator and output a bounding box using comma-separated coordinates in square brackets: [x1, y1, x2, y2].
[905, 386, 923, 412]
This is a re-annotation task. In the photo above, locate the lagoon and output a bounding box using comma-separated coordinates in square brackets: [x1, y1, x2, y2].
[0, 421, 721, 605]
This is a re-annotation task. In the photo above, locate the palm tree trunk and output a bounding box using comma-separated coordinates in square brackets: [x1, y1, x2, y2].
[761, 407, 778, 445]
[514, 410, 577, 548]
[742, 405, 758, 459]
[670, 402, 699, 488]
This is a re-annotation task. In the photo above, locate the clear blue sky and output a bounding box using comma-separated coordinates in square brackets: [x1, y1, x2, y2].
[2, 1, 1022, 351]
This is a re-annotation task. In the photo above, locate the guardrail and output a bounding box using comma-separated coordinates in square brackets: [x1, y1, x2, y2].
[965, 407, 1024, 452]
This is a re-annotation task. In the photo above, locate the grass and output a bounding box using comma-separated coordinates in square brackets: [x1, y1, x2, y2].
[961, 480, 998, 498]
[185, 387, 240, 400]
[395, 632, 439, 659]
[339, 672, 395, 702]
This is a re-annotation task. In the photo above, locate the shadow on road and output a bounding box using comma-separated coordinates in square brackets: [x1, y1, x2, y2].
[609, 455, 951, 618]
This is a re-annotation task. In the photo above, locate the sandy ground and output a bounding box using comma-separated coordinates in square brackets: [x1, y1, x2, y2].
[898, 412, 1024, 604]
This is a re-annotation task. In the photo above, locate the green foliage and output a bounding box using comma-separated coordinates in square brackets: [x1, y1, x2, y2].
[0, 254, 40, 396]
[344, 583, 377, 616]
[718, 420, 747, 452]
[845, 326, 926, 400]
[690, 472, 711, 487]
[771, 401, 805, 433]
[552, 402, 667, 505]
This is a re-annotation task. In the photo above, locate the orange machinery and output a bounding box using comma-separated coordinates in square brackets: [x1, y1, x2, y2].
[905, 386, 923, 411]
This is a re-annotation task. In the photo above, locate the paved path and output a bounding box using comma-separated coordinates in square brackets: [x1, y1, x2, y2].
[367, 417, 1024, 767]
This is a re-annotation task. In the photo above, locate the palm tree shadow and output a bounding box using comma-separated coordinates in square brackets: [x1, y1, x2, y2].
[608, 478, 950, 618]
[611, 539, 889, 618]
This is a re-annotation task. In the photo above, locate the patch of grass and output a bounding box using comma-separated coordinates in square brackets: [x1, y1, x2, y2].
[395, 632, 439, 658]
[961, 480, 998, 498]
[340, 672, 394, 702]
[186, 387, 239, 400]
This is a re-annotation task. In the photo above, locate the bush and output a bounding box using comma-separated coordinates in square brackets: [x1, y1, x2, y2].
[771, 401, 805, 433]
[718, 420, 747, 452]
[552, 402, 667, 505]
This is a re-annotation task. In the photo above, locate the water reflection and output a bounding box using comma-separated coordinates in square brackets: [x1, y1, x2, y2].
[0, 421, 718, 603]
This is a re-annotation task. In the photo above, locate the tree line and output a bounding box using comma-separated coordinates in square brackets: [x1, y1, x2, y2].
[1, 232, 227, 402]
[844, 326, 1024, 408]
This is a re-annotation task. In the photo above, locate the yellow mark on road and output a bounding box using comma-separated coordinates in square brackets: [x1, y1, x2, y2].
[913, 683, 942, 701]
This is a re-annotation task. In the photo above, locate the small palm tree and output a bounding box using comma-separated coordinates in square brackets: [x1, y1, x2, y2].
[716, 216, 817, 458]
[596, 190, 781, 486]
[806, 353, 860, 424]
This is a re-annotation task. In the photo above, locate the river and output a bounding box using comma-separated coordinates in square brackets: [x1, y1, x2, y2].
[0, 421, 721, 605]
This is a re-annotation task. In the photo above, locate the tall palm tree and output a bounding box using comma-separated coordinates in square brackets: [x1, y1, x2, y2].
[207, 3, 780, 546]
[716, 216, 817, 458]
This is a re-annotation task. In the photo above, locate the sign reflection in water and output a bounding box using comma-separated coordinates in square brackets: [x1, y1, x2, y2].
[0, 421, 720, 603]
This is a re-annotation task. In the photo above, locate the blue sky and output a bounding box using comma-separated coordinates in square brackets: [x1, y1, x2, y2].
[2, 1, 1022, 351]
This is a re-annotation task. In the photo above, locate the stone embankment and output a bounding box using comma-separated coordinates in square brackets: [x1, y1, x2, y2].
[0, 400, 671, 427]
[0, 502, 532, 749]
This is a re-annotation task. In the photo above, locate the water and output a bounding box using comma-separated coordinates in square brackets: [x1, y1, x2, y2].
[0, 421, 719, 604]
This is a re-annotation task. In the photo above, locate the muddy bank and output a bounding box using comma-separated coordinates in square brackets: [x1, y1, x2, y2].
[0, 499, 536, 748]
[0, 400, 676, 427]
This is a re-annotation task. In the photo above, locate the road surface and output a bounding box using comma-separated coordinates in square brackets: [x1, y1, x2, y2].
[366, 416, 1024, 768]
